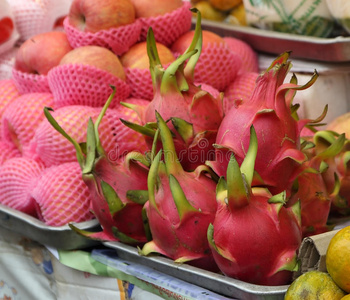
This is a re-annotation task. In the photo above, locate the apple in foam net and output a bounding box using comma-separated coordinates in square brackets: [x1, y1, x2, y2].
[130, 0, 183, 18]
[68, 0, 135, 33]
[14, 31, 73, 75]
[120, 41, 175, 69]
[59, 45, 126, 80]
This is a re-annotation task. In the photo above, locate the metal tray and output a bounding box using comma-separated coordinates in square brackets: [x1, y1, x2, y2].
[198, 19, 350, 63]
[103, 241, 288, 300]
[0, 204, 101, 250]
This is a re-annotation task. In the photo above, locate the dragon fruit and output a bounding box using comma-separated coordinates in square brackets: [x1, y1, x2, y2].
[207, 126, 302, 285]
[288, 130, 346, 236]
[208, 52, 324, 195]
[139, 111, 218, 271]
[305, 130, 350, 216]
[123, 10, 223, 171]
[31, 162, 94, 226]
[44, 87, 150, 244]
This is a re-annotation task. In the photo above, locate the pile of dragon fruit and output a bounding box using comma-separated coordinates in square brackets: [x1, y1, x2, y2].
[0, 2, 349, 287]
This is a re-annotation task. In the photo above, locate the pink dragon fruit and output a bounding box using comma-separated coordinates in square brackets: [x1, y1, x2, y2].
[1, 92, 54, 153]
[139, 111, 218, 271]
[208, 52, 323, 195]
[123, 11, 223, 171]
[31, 162, 95, 227]
[0, 156, 45, 217]
[44, 87, 150, 244]
[288, 130, 346, 236]
[305, 130, 350, 216]
[207, 126, 302, 285]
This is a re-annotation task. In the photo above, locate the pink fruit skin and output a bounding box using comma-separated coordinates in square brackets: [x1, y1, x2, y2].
[83, 153, 149, 243]
[144, 169, 218, 263]
[288, 171, 332, 237]
[210, 192, 302, 285]
[210, 54, 309, 194]
[140, 113, 219, 271]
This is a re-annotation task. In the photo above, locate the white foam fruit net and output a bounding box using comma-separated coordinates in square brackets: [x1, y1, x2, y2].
[9, 0, 72, 42]
[31, 161, 94, 226]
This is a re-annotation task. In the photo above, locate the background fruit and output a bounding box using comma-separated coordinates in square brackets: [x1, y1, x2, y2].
[68, 0, 135, 33]
[326, 226, 350, 293]
[14, 31, 73, 75]
[285, 271, 346, 300]
[130, 0, 183, 18]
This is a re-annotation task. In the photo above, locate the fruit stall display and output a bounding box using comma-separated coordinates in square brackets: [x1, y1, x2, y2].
[1, 0, 350, 299]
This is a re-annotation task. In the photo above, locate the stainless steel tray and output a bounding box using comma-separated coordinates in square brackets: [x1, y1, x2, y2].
[0, 204, 101, 250]
[103, 241, 288, 300]
[198, 19, 350, 63]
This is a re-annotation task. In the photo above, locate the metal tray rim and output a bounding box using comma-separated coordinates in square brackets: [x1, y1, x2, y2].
[103, 240, 288, 299]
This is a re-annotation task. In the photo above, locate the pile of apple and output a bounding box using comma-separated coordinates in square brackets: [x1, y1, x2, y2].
[0, 0, 260, 227]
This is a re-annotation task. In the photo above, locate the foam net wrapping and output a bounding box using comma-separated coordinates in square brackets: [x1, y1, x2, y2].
[63, 17, 142, 56]
[223, 71, 259, 113]
[0, 141, 21, 166]
[25, 104, 148, 168]
[0, 157, 44, 217]
[177, 44, 243, 92]
[0, 47, 18, 80]
[138, 2, 192, 47]
[9, 0, 72, 42]
[1, 93, 55, 153]
[48, 64, 130, 108]
[223, 37, 259, 74]
[0, 79, 20, 130]
[12, 68, 51, 94]
[124, 67, 154, 101]
[31, 162, 94, 227]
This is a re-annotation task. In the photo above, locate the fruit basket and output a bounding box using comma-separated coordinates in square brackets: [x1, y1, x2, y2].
[197, 19, 350, 62]
[0, 204, 101, 250]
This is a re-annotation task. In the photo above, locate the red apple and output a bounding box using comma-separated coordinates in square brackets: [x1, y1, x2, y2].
[0, 16, 14, 44]
[120, 41, 175, 69]
[14, 31, 73, 75]
[171, 30, 226, 54]
[68, 0, 135, 33]
[59, 45, 126, 80]
[130, 0, 183, 18]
